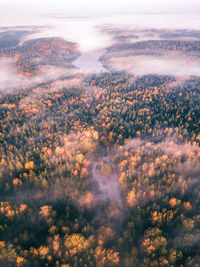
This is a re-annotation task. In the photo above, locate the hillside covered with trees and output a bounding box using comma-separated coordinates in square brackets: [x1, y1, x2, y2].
[0, 69, 200, 266]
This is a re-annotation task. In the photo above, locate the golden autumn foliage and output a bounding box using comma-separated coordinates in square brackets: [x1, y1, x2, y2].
[39, 205, 52, 218]
[142, 238, 156, 255]
[151, 211, 164, 225]
[52, 237, 60, 254]
[0, 158, 6, 166]
[64, 234, 89, 253]
[95, 246, 120, 266]
[19, 204, 28, 213]
[169, 197, 178, 208]
[25, 161, 35, 170]
[0, 48, 200, 267]
[0, 241, 5, 249]
[126, 189, 136, 207]
[16, 256, 24, 266]
[142, 228, 167, 257]
[38, 246, 50, 259]
[13, 178, 22, 187]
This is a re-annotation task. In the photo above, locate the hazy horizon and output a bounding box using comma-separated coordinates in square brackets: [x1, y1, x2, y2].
[1, 0, 200, 14]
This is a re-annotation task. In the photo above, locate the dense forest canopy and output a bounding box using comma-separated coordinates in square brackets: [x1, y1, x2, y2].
[0, 26, 200, 267]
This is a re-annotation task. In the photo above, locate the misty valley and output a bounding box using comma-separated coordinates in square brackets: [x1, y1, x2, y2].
[0, 25, 200, 267]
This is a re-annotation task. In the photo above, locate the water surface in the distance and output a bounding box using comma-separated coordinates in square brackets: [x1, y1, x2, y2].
[73, 48, 106, 73]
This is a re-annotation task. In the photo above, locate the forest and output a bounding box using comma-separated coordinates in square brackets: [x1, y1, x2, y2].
[0, 36, 80, 76]
[0, 67, 200, 266]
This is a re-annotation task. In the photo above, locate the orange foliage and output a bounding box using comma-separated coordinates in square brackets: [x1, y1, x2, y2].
[169, 197, 178, 208]
[16, 256, 24, 266]
[39, 205, 52, 218]
[19, 204, 28, 213]
[13, 178, 22, 187]
[95, 246, 120, 266]
[25, 161, 35, 170]
[183, 201, 192, 212]
[38, 246, 49, 258]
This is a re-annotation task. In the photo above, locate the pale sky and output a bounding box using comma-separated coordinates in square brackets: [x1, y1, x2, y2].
[0, 0, 200, 52]
[0, 0, 200, 76]
[1, 0, 200, 15]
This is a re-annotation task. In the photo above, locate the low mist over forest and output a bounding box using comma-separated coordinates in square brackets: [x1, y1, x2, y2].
[0, 0, 200, 266]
